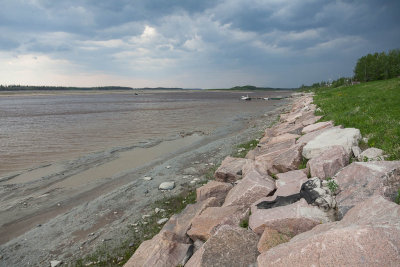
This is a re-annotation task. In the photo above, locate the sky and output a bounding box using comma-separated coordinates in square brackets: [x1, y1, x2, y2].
[0, 0, 399, 89]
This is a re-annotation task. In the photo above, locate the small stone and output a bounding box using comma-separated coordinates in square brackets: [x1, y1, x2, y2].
[166, 165, 171, 169]
[195, 161, 200, 164]
[131, 223, 138, 226]
[135, 230, 139, 233]
[129, 242, 135, 248]
[114, 211, 118, 215]
[142, 222, 148, 225]
[154, 208, 160, 214]
[57, 203, 61, 207]
[50, 260, 62, 267]
[144, 189, 149, 194]
[193, 178, 200, 181]
[88, 232, 95, 237]
[159, 181, 175, 190]
[157, 218, 169, 225]
[142, 214, 150, 219]
[190, 180, 196, 184]
[209, 163, 214, 166]
[143, 176, 152, 181]
[37, 224, 42, 227]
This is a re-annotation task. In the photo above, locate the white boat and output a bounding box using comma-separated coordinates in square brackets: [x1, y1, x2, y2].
[263, 97, 269, 100]
[241, 95, 251, 100]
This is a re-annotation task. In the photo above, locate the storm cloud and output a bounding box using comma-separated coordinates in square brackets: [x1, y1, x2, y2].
[0, 0, 399, 88]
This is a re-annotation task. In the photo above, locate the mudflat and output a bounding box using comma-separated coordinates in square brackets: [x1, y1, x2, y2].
[0, 90, 292, 266]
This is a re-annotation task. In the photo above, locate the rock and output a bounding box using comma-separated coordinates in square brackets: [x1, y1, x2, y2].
[272, 170, 308, 198]
[124, 231, 191, 267]
[129, 242, 135, 247]
[306, 145, 350, 179]
[161, 197, 220, 243]
[255, 144, 304, 175]
[166, 165, 171, 169]
[335, 161, 400, 218]
[157, 218, 169, 225]
[257, 227, 291, 253]
[257, 196, 400, 267]
[159, 181, 175, 190]
[222, 169, 276, 208]
[154, 208, 160, 213]
[302, 127, 362, 159]
[50, 260, 62, 267]
[351, 146, 362, 158]
[264, 133, 300, 146]
[358, 147, 385, 161]
[300, 115, 323, 127]
[301, 121, 333, 134]
[187, 205, 249, 242]
[214, 156, 249, 183]
[247, 139, 295, 160]
[196, 181, 233, 205]
[185, 225, 259, 267]
[142, 176, 152, 181]
[249, 198, 331, 235]
[300, 177, 336, 210]
[296, 125, 342, 146]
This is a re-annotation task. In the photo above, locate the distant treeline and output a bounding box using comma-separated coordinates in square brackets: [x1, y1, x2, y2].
[300, 48, 400, 90]
[0, 85, 133, 91]
[354, 49, 400, 82]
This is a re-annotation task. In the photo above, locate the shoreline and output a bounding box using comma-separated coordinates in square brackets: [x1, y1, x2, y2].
[0, 97, 292, 266]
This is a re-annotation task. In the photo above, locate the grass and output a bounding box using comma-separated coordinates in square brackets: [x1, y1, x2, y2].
[298, 157, 309, 169]
[239, 218, 249, 228]
[313, 78, 400, 160]
[232, 138, 260, 158]
[326, 178, 338, 194]
[395, 189, 400, 205]
[74, 189, 197, 266]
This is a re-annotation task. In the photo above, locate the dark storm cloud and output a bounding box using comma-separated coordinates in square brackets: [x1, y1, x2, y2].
[0, 0, 399, 87]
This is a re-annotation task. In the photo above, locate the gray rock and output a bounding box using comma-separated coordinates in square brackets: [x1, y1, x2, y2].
[157, 218, 169, 225]
[358, 147, 384, 161]
[50, 260, 62, 267]
[351, 146, 362, 158]
[159, 181, 175, 190]
[302, 127, 362, 159]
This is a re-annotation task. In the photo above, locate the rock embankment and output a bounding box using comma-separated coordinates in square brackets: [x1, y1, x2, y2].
[124, 93, 400, 267]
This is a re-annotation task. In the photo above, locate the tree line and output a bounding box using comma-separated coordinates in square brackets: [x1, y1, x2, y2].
[354, 49, 400, 82]
[0, 85, 133, 91]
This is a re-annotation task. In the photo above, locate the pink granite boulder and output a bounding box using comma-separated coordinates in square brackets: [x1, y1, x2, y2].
[301, 121, 333, 134]
[249, 198, 331, 235]
[245, 139, 295, 160]
[270, 170, 308, 199]
[214, 156, 249, 182]
[306, 145, 349, 179]
[335, 161, 400, 218]
[257, 227, 291, 253]
[187, 205, 249, 242]
[300, 115, 323, 127]
[161, 197, 220, 243]
[257, 196, 400, 267]
[222, 169, 276, 208]
[260, 133, 299, 145]
[196, 181, 233, 205]
[185, 225, 259, 267]
[296, 125, 342, 146]
[124, 231, 191, 267]
[255, 144, 304, 175]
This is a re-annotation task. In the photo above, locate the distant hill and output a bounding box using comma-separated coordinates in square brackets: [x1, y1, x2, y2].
[224, 85, 294, 91]
[0, 85, 133, 91]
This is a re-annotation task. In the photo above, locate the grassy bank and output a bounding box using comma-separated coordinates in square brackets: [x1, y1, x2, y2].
[313, 78, 400, 160]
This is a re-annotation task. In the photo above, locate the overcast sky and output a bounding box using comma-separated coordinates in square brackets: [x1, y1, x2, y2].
[0, 0, 399, 88]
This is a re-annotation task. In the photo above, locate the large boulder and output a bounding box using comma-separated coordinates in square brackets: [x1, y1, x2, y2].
[246, 139, 295, 160]
[187, 205, 249, 242]
[124, 231, 191, 267]
[249, 198, 331, 235]
[214, 156, 249, 182]
[257, 227, 291, 253]
[161, 197, 220, 243]
[306, 145, 349, 179]
[260, 133, 299, 146]
[196, 181, 233, 205]
[301, 121, 333, 135]
[296, 125, 342, 146]
[255, 144, 304, 175]
[335, 161, 400, 218]
[266, 170, 308, 201]
[257, 196, 400, 267]
[302, 127, 361, 159]
[222, 169, 276, 208]
[185, 225, 259, 267]
[300, 115, 322, 127]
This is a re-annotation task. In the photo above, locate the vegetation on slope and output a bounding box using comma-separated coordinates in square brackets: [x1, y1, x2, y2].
[313, 78, 400, 160]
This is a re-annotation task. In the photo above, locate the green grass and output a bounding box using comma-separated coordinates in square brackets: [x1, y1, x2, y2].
[395, 189, 400, 205]
[74, 189, 197, 266]
[232, 139, 260, 158]
[239, 218, 249, 228]
[298, 157, 309, 169]
[313, 78, 400, 160]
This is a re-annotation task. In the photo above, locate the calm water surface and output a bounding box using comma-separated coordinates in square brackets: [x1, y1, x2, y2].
[0, 90, 291, 176]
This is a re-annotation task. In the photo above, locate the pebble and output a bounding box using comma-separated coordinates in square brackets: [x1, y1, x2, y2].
[144, 189, 149, 194]
[130, 223, 138, 227]
[154, 208, 160, 213]
[166, 165, 171, 169]
[194, 161, 200, 164]
[135, 230, 139, 233]
[37, 224, 42, 227]
[209, 163, 214, 166]
[159, 181, 175, 190]
[157, 218, 169, 225]
[50, 260, 62, 267]
[190, 180, 196, 184]
[129, 242, 135, 248]
[142, 214, 150, 219]
[57, 203, 61, 207]
[142, 222, 148, 225]
[193, 178, 200, 181]
[88, 232, 95, 237]
[113, 211, 118, 215]
[142, 176, 152, 181]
